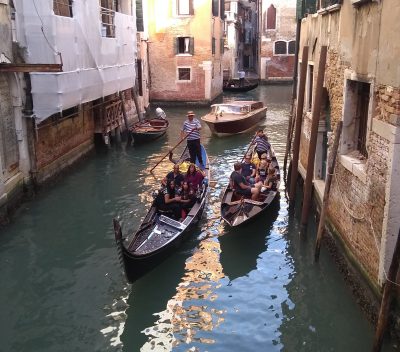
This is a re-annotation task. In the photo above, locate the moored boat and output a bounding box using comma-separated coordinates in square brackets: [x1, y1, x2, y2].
[220, 144, 280, 227]
[223, 80, 259, 92]
[130, 118, 169, 143]
[113, 145, 210, 283]
[201, 101, 267, 136]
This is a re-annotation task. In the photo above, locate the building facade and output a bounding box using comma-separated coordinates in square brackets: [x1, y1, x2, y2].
[294, 0, 400, 291]
[10, 0, 142, 185]
[223, 0, 261, 80]
[146, 0, 225, 103]
[260, 0, 296, 82]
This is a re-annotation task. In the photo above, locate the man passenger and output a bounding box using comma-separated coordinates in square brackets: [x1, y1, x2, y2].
[230, 162, 261, 200]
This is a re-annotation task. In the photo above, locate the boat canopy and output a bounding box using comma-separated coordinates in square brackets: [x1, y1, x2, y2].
[211, 104, 250, 114]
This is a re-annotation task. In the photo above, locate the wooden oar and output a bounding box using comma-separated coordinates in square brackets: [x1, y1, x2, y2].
[150, 127, 197, 173]
[241, 134, 257, 162]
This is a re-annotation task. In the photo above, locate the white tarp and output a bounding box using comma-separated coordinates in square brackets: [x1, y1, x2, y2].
[14, 0, 137, 123]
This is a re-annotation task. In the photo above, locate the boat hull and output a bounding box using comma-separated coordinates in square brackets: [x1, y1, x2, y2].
[223, 82, 259, 92]
[114, 144, 209, 283]
[116, 200, 206, 283]
[130, 118, 169, 144]
[203, 108, 266, 135]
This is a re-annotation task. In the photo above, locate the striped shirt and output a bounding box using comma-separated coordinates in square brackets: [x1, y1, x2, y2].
[254, 136, 270, 153]
[182, 118, 201, 140]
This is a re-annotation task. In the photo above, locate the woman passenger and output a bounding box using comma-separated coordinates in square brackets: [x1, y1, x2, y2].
[185, 163, 204, 191]
[180, 181, 196, 219]
[155, 179, 182, 220]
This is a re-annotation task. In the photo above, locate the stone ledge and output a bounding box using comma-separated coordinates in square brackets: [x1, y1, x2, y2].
[372, 118, 400, 144]
[339, 154, 367, 184]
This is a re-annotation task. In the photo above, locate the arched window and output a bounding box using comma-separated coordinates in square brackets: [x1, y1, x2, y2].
[266, 5, 276, 30]
[288, 41, 296, 54]
[274, 41, 286, 55]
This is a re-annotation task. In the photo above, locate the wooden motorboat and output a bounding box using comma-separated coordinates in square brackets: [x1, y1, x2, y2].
[130, 118, 169, 143]
[223, 80, 259, 92]
[220, 145, 280, 227]
[113, 145, 210, 283]
[201, 101, 267, 136]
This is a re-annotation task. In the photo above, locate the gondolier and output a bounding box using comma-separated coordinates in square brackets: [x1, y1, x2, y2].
[253, 129, 271, 160]
[181, 111, 204, 168]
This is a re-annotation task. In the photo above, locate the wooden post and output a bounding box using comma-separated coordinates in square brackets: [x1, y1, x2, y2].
[289, 46, 309, 203]
[372, 228, 400, 352]
[299, 46, 327, 235]
[119, 91, 130, 131]
[314, 121, 342, 261]
[131, 86, 144, 122]
[283, 102, 295, 183]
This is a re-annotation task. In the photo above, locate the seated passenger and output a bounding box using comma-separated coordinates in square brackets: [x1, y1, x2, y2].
[256, 160, 268, 183]
[264, 167, 278, 191]
[185, 163, 204, 191]
[241, 154, 256, 184]
[165, 164, 184, 187]
[230, 162, 261, 201]
[179, 181, 196, 219]
[155, 179, 182, 220]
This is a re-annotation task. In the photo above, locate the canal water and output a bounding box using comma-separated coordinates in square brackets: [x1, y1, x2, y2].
[0, 85, 397, 352]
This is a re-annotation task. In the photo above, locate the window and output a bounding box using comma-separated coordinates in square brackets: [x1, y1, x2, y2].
[274, 41, 287, 55]
[175, 37, 194, 55]
[100, 0, 115, 38]
[220, 39, 224, 55]
[266, 5, 276, 30]
[54, 0, 73, 17]
[288, 41, 296, 54]
[177, 0, 193, 15]
[178, 67, 191, 81]
[342, 80, 370, 158]
[212, 0, 219, 17]
[212, 37, 216, 55]
[136, 0, 144, 31]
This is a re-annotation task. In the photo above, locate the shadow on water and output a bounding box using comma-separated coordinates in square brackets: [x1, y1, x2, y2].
[218, 197, 281, 282]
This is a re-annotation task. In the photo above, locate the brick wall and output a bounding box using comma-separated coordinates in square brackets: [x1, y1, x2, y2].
[266, 55, 295, 79]
[375, 85, 400, 126]
[35, 106, 94, 170]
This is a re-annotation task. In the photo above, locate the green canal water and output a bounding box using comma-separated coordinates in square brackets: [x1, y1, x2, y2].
[0, 85, 398, 351]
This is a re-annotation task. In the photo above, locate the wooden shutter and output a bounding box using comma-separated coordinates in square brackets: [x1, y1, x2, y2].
[189, 0, 194, 15]
[189, 37, 194, 55]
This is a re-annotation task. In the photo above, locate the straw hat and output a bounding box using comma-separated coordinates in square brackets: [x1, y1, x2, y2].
[187, 111, 195, 116]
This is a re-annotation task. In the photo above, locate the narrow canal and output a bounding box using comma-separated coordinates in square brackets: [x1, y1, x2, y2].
[0, 85, 397, 352]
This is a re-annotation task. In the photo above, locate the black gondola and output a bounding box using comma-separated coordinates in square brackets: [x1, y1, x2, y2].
[220, 145, 280, 227]
[130, 118, 169, 143]
[223, 80, 259, 92]
[113, 145, 210, 283]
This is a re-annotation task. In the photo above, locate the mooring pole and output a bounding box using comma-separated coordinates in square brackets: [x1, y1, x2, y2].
[299, 46, 327, 235]
[314, 121, 342, 261]
[372, 229, 400, 352]
[283, 102, 295, 183]
[288, 46, 309, 204]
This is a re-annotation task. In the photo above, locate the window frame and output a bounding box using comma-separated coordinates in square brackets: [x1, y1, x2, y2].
[176, 0, 194, 16]
[177, 67, 191, 82]
[274, 40, 287, 55]
[175, 36, 194, 55]
[53, 0, 73, 18]
[266, 4, 276, 30]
